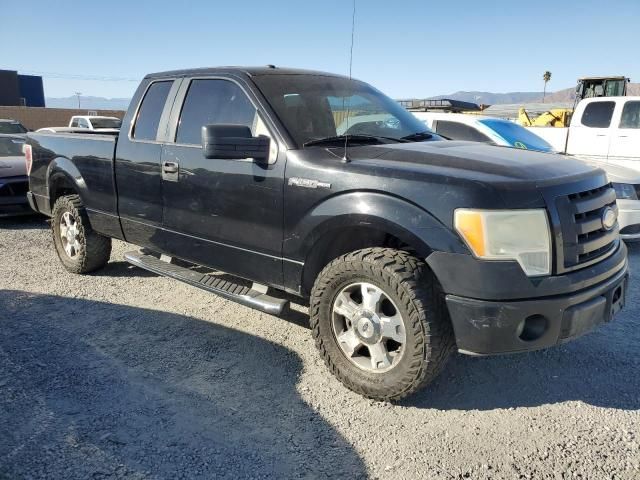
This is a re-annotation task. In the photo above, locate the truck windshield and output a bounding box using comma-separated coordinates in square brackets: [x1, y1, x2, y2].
[478, 119, 554, 152]
[90, 118, 122, 129]
[253, 74, 435, 148]
[0, 137, 25, 157]
[0, 122, 28, 134]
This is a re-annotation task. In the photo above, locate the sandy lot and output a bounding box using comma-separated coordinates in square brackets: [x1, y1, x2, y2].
[1, 216, 638, 479]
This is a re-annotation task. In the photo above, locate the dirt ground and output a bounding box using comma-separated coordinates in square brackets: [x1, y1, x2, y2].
[1, 216, 638, 479]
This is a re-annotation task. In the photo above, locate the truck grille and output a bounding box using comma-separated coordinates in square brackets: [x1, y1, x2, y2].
[556, 184, 618, 271]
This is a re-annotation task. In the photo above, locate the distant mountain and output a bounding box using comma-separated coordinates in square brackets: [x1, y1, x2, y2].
[44, 83, 640, 112]
[45, 96, 130, 110]
[428, 91, 545, 105]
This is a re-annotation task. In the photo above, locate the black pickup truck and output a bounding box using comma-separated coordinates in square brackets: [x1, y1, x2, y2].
[25, 67, 628, 401]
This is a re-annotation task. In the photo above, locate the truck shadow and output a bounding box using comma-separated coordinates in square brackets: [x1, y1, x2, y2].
[0, 215, 48, 230]
[0, 291, 366, 479]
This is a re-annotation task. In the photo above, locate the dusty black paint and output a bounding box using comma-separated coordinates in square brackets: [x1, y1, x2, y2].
[25, 67, 628, 355]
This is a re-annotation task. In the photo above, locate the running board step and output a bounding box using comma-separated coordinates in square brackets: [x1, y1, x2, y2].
[124, 251, 289, 316]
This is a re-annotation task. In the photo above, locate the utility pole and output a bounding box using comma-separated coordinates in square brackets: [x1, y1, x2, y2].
[75, 92, 82, 109]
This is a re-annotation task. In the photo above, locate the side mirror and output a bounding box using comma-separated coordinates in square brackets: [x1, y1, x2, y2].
[201, 124, 269, 161]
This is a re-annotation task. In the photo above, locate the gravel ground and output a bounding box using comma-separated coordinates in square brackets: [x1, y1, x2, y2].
[1, 216, 639, 479]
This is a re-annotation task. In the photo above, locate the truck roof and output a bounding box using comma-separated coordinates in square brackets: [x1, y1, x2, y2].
[578, 76, 629, 81]
[580, 95, 640, 102]
[146, 66, 349, 80]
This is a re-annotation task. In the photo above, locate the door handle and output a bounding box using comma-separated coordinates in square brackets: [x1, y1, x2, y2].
[163, 161, 179, 174]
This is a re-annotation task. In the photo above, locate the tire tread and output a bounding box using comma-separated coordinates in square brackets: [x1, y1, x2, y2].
[310, 247, 454, 401]
[51, 195, 111, 274]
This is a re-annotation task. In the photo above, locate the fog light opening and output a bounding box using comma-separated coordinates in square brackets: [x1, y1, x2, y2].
[612, 286, 622, 305]
[518, 315, 548, 342]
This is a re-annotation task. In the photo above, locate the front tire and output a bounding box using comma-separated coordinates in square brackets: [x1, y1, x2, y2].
[310, 248, 454, 401]
[51, 195, 112, 273]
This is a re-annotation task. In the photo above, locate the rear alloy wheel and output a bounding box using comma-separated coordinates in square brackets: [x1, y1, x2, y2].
[59, 211, 82, 259]
[51, 194, 112, 273]
[310, 248, 454, 401]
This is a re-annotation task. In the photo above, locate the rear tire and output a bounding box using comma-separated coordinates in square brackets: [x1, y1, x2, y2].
[310, 247, 454, 401]
[51, 195, 111, 273]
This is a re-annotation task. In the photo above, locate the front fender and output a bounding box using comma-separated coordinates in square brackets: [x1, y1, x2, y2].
[284, 191, 468, 261]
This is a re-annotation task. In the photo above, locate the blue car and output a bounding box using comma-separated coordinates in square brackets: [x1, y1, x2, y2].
[413, 112, 555, 152]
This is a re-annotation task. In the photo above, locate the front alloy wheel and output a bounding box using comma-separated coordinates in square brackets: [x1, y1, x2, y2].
[310, 248, 454, 401]
[332, 282, 406, 372]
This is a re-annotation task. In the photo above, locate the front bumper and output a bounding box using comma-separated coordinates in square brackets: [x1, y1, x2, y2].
[617, 199, 640, 240]
[428, 242, 629, 355]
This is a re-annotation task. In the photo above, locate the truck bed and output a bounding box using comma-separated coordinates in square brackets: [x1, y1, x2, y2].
[27, 131, 122, 238]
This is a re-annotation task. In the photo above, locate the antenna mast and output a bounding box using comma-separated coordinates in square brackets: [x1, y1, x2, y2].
[342, 0, 357, 162]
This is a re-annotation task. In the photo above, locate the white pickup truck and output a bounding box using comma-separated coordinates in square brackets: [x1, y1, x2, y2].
[68, 115, 122, 132]
[527, 97, 640, 170]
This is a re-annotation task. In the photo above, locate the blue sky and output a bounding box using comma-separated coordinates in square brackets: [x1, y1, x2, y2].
[4, 0, 639, 99]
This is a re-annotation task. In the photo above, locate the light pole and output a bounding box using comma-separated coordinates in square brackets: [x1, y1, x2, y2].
[75, 92, 82, 109]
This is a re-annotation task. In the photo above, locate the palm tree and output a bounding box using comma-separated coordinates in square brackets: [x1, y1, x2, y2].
[542, 71, 552, 102]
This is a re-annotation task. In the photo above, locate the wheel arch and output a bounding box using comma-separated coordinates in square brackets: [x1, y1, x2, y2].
[47, 157, 88, 210]
[290, 192, 467, 295]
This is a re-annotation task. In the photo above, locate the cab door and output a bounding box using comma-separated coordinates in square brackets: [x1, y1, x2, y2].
[115, 79, 180, 247]
[608, 100, 640, 170]
[566, 100, 615, 160]
[159, 77, 285, 286]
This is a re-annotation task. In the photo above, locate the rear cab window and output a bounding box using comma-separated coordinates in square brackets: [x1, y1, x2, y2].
[175, 79, 258, 145]
[581, 102, 615, 128]
[132, 81, 173, 141]
[620, 101, 640, 129]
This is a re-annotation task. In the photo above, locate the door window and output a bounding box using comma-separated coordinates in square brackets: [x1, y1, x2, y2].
[620, 101, 640, 129]
[435, 120, 493, 142]
[176, 79, 257, 145]
[133, 81, 173, 141]
[581, 102, 615, 128]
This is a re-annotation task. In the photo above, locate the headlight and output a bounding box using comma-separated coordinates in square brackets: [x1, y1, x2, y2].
[454, 209, 552, 276]
[612, 183, 638, 200]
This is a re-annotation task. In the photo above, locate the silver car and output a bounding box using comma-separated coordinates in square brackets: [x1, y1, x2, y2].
[0, 119, 28, 136]
[0, 135, 31, 216]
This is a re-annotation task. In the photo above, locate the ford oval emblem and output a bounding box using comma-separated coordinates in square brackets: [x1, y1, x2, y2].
[602, 207, 617, 231]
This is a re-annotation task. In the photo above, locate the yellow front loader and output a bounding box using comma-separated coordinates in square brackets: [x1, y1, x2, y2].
[518, 107, 572, 128]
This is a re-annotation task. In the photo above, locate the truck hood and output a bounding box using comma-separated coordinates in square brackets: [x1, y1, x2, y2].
[0, 155, 26, 178]
[355, 140, 598, 185]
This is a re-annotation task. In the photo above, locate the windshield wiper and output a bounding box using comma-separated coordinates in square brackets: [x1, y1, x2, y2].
[400, 131, 433, 141]
[303, 134, 406, 148]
